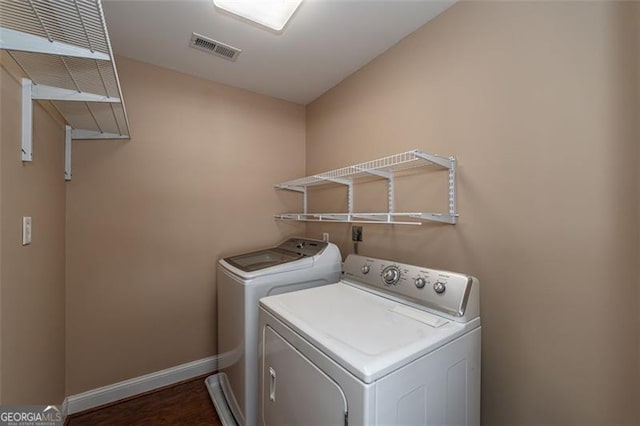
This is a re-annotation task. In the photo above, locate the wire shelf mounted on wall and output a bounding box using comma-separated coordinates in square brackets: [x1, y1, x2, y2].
[0, 0, 131, 180]
[274, 149, 458, 226]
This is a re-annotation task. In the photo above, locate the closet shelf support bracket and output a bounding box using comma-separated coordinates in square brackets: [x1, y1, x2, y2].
[21, 78, 33, 162]
[65, 125, 72, 181]
[448, 160, 457, 219]
[19, 78, 129, 166]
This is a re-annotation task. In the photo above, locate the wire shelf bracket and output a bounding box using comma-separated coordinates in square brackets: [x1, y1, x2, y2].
[274, 149, 459, 226]
[20, 78, 33, 161]
[65, 125, 72, 181]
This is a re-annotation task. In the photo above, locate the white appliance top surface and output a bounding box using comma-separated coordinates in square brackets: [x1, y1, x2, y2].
[260, 282, 480, 383]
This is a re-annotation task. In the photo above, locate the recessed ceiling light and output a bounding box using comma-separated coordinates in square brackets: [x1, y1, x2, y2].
[213, 0, 303, 32]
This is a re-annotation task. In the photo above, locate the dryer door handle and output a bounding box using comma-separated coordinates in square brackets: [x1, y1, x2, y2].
[269, 367, 277, 402]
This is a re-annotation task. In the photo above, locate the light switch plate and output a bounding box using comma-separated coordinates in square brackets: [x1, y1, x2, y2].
[22, 216, 32, 245]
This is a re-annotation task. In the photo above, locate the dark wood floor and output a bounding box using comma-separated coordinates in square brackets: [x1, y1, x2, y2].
[66, 375, 222, 426]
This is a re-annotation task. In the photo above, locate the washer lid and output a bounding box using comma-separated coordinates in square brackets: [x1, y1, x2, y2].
[260, 283, 480, 383]
[222, 238, 328, 275]
[225, 249, 303, 272]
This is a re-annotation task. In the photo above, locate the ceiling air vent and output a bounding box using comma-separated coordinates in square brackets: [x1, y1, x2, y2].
[189, 33, 241, 62]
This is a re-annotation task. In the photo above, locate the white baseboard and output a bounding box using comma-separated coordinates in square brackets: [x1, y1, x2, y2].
[65, 355, 219, 415]
[60, 397, 69, 423]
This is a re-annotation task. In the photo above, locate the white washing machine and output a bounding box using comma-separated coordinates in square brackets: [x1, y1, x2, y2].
[206, 237, 342, 426]
[259, 254, 481, 426]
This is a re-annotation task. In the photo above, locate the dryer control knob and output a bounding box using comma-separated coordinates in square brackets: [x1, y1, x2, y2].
[434, 281, 446, 294]
[382, 266, 400, 285]
[414, 277, 426, 289]
[361, 265, 370, 274]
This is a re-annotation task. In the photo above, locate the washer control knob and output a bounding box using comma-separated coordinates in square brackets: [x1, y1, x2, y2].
[414, 277, 426, 289]
[433, 281, 446, 294]
[361, 265, 370, 274]
[382, 266, 401, 285]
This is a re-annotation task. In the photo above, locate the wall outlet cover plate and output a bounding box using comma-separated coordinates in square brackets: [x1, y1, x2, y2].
[22, 216, 32, 245]
[352, 225, 363, 242]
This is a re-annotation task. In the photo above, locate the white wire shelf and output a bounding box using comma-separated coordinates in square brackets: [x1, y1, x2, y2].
[275, 213, 458, 226]
[275, 150, 453, 191]
[0, 0, 131, 140]
[274, 149, 458, 226]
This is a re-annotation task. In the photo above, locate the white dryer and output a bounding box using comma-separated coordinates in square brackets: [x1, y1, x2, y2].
[259, 254, 481, 426]
[207, 237, 342, 426]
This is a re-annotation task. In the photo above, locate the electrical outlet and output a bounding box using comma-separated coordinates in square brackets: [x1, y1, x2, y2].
[323, 232, 330, 242]
[351, 225, 363, 242]
[22, 216, 32, 245]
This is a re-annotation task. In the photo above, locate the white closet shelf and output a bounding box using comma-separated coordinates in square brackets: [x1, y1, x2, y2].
[0, 0, 130, 138]
[275, 149, 458, 225]
[274, 212, 456, 226]
[1, 0, 131, 179]
[1, 0, 130, 139]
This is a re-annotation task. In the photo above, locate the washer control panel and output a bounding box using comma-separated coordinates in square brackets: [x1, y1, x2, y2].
[343, 255, 476, 319]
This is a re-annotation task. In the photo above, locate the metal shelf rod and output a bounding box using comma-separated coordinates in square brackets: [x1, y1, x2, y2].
[27, 0, 53, 42]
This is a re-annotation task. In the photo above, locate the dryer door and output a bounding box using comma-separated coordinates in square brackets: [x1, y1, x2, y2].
[262, 326, 347, 426]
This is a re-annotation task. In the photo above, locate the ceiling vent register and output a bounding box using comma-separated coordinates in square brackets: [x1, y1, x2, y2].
[189, 33, 241, 61]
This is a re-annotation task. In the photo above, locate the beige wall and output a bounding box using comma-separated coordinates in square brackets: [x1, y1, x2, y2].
[65, 57, 305, 394]
[0, 65, 66, 404]
[1, 2, 637, 417]
[306, 2, 639, 425]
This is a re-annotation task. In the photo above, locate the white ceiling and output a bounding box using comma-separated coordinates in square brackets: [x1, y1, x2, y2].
[103, 0, 454, 105]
